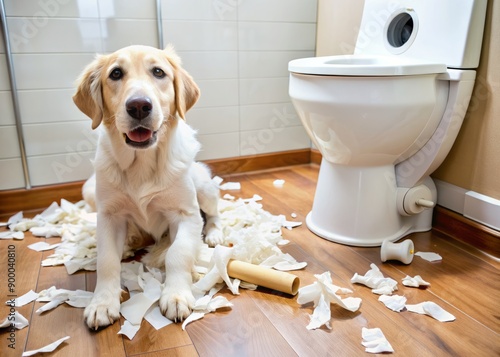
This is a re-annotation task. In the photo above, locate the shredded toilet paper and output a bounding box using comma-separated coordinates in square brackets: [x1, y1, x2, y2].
[415, 251, 442, 262]
[402, 275, 431, 288]
[0, 311, 29, 330]
[351, 264, 398, 295]
[22, 336, 70, 356]
[406, 301, 456, 322]
[2, 187, 306, 339]
[378, 295, 407, 312]
[361, 327, 394, 353]
[297, 271, 362, 330]
[6, 290, 39, 307]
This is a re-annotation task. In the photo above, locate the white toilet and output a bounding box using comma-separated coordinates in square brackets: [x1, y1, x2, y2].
[288, 0, 487, 246]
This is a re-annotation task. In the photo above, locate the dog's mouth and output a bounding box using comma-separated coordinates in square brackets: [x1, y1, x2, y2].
[124, 127, 157, 148]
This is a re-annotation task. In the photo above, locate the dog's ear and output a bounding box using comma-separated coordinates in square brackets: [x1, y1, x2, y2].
[164, 45, 200, 120]
[73, 55, 106, 129]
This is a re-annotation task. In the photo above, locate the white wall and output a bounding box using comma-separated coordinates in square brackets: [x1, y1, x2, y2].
[0, 0, 317, 190]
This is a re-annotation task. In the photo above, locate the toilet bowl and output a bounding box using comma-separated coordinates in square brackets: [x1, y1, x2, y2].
[288, 0, 487, 246]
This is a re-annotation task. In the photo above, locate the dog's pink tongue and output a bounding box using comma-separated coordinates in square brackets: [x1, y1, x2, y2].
[127, 128, 152, 143]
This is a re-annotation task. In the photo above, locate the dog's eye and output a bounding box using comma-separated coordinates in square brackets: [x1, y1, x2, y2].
[152, 67, 166, 78]
[109, 68, 123, 80]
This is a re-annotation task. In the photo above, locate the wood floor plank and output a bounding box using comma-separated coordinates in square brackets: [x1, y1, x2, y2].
[185, 290, 298, 357]
[132, 344, 199, 357]
[123, 320, 194, 356]
[24, 248, 126, 357]
[0, 231, 44, 357]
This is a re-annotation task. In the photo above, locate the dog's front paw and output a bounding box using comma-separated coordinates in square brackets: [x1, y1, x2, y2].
[84, 291, 120, 330]
[159, 287, 195, 322]
[204, 226, 224, 247]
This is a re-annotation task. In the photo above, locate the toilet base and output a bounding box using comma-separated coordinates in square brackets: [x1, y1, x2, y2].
[307, 159, 436, 247]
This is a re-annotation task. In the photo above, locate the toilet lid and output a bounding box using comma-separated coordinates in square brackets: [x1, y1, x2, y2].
[289, 55, 447, 76]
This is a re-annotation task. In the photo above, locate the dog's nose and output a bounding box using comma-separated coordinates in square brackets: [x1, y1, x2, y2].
[126, 96, 152, 120]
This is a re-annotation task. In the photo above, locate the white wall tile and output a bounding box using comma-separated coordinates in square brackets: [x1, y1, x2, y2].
[0, 29, 4, 53]
[0, 126, 21, 159]
[0, 158, 25, 190]
[178, 51, 238, 80]
[4, 0, 99, 18]
[101, 19, 159, 52]
[163, 21, 238, 51]
[239, 22, 316, 51]
[238, 0, 318, 23]
[162, 0, 237, 21]
[239, 50, 314, 78]
[196, 132, 239, 160]
[239, 77, 290, 105]
[18, 89, 87, 124]
[188, 106, 239, 135]
[240, 102, 301, 131]
[0, 0, 318, 188]
[23, 121, 98, 157]
[13, 53, 95, 90]
[28, 152, 95, 186]
[240, 126, 310, 156]
[0, 91, 15, 125]
[0, 56, 11, 91]
[99, 0, 156, 19]
[195, 79, 239, 108]
[7, 18, 101, 53]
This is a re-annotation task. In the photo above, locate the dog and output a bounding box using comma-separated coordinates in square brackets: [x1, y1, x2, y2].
[73, 45, 223, 329]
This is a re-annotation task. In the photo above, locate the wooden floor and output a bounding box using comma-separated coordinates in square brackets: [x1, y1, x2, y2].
[0, 164, 498, 357]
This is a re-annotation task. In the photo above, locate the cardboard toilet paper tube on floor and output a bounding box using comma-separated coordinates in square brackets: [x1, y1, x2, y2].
[227, 259, 300, 295]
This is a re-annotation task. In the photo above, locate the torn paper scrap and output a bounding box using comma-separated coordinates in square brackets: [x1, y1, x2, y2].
[120, 277, 161, 325]
[118, 320, 141, 340]
[415, 251, 442, 262]
[28, 242, 61, 252]
[378, 294, 407, 312]
[0, 231, 24, 239]
[273, 179, 285, 187]
[7, 290, 39, 307]
[35, 287, 93, 313]
[182, 293, 233, 330]
[297, 271, 362, 330]
[402, 275, 431, 288]
[0, 311, 29, 329]
[406, 301, 456, 322]
[22, 336, 70, 356]
[144, 306, 173, 330]
[219, 182, 241, 191]
[306, 294, 332, 330]
[351, 264, 398, 295]
[361, 327, 394, 354]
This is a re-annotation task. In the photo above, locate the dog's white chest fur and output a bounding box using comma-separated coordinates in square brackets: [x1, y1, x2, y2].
[95, 119, 201, 239]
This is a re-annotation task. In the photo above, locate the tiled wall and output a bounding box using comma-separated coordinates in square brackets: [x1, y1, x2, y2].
[0, 0, 317, 190]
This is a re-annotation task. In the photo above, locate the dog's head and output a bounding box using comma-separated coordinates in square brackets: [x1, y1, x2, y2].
[73, 45, 200, 149]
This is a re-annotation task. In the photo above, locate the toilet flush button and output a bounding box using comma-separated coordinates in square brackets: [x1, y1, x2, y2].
[397, 185, 435, 216]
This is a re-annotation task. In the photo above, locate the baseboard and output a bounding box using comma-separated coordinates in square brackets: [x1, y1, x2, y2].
[0, 181, 85, 217]
[204, 149, 311, 176]
[433, 205, 500, 258]
[434, 179, 500, 231]
[0, 149, 311, 216]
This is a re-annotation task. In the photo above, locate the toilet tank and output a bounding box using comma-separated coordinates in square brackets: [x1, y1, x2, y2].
[353, 0, 487, 69]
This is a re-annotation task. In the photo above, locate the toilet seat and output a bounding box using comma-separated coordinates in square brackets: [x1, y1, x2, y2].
[289, 55, 447, 76]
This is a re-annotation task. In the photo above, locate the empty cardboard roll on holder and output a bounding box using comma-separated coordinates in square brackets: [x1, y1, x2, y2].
[381, 239, 414, 264]
[227, 259, 300, 295]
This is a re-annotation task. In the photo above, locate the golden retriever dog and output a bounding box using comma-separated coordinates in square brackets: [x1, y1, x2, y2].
[73, 45, 223, 329]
